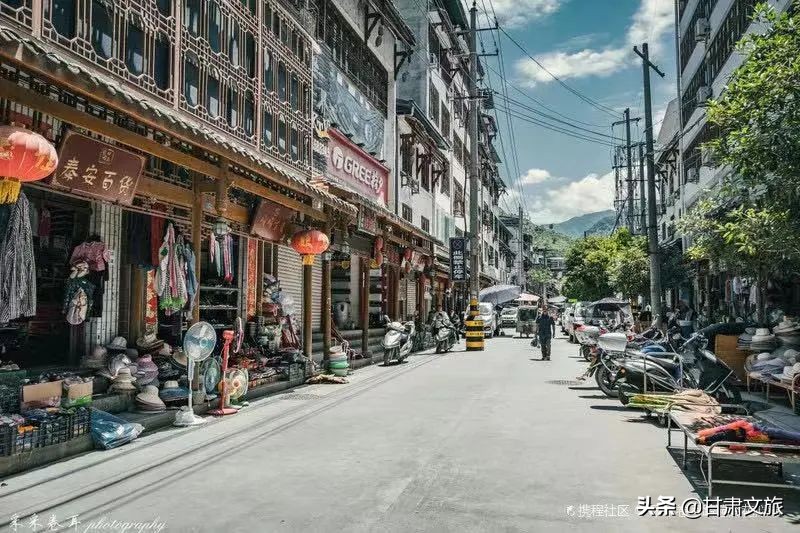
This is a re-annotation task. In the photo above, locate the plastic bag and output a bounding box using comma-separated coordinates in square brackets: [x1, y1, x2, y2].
[90, 408, 144, 450]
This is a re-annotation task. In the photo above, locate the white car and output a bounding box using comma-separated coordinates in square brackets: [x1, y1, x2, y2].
[465, 303, 499, 338]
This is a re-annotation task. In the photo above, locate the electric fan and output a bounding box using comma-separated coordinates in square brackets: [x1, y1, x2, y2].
[174, 321, 216, 426]
[209, 317, 244, 416]
[225, 368, 249, 410]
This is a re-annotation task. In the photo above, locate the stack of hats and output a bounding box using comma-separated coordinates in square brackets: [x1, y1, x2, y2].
[328, 346, 349, 377]
[749, 328, 777, 352]
[135, 385, 166, 411]
[170, 347, 188, 372]
[137, 333, 164, 354]
[159, 380, 189, 404]
[737, 328, 756, 350]
[748, 353, 787, 380]
[134, 354, 159, 386]
[778, 362, 800, 383]
[107, 336, 128, 354]
[774, 317, 800, 346]
[109, 367, 137, 393]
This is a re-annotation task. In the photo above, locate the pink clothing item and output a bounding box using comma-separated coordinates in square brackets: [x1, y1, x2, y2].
[70, 241, 111, 271]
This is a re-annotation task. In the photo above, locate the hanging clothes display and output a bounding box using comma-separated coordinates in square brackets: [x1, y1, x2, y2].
[183, 241, 198, 312]
[209, 232, 222, 277]
[126, 212, 152, 267]
[222, 233, 234, 283]
[69, 236, 110, 317]
[156, 223, 187, 314]
[151, 216, 165, 267]
[63, 262, 95, 325]
[0, 192, 36, 323]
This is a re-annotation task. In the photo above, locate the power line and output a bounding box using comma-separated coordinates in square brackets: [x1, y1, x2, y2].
[498, 26, 620, 118]
[493, 104, 617, 147]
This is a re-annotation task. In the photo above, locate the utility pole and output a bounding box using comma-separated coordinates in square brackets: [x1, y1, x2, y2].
[634, 43, 665, 328]
[468, 2, 480, 303]
[638, 142, 646, 235]
[624, 108, 634, 233]
[518, 205, 524, 290]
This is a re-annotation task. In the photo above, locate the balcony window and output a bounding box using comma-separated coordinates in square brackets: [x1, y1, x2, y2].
[243, 0, 256, 16]
[278, 61, 287, 102]
[246, 33, 256, 77]
[183, 59, 199, 106]
[227, 88, 239, 127]
[290, 128, 299, 161]
[262, 111, 273, 147]
[263, 4, 271, 30]
[51, 0, 77, 39]
[91, 0, 113, 59]
[125, 21, 144, 75]
[290, 74, 298, 109]
[278, 119, 287, 154]
[208, 4, 221, 53]
[229, 21, 240, 67]
[154, 34, 170, 90]
[207, 75, 220, 117]
[184, 0, 201, 36]
[156, 0, 170, 17]
[263, 51, 274, 92]
[272, 12, 280, 37]
[244, 91, 255, 136]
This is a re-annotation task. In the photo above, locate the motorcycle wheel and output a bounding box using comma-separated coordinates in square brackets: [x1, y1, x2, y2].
[617, 380, 631, 405]
[581, 345, 592, 362]
[595, 366, 617, 397]
[383, 348, 392, 366]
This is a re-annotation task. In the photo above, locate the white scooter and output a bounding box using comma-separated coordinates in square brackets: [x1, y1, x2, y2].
[381, 316, 416, 365]
[433, 316, 457, 353]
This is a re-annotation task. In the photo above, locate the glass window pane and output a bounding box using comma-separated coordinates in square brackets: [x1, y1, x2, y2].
[278, 62, 287, 101]
[125, 23, 144, 75]
[244, 92, 254, 136]
[290, 128, 298, 161]
[290, 74, 298, 109]
[263, 51, 274, 92]
[209, 5, 221, 53]
[91, 0, 114, 59]
[227, 88, 239, 126]
[156, 0, 170, 17]
[52, 0, 77, 38]
[207, 76, 220, 117]
[184, 60, 199, 106]
[229, 21, 240, 66]
[246, 33, 256, 78]
[184, 0, 200, 35]
[262, 111, 273, 147]
[278, 119, 287, 153]
[154, 34, 170, 90]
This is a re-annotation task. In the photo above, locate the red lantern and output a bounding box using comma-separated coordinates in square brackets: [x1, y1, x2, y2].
[375, 235, 384, 250]
[0, 126, 58, 204]
[403, 248, 413, 262]
[291, 229, 329, 265]
[375, 251, 384, 267]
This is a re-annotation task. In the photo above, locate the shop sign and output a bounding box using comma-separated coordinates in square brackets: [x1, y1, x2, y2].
[357, 206, 378, 234]
[326, 128, 389, 207]
[50, 131, 145, 205]
[450, 237, 466, 282]
[250, 199, 293, 242]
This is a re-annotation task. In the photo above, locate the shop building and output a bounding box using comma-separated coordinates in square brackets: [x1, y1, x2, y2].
[0, 0, 359, 462]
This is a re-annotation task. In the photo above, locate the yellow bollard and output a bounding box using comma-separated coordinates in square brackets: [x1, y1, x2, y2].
[465, 298, 484, 351]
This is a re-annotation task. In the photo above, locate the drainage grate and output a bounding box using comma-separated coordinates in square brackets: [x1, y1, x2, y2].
[279, 393, 323, 401]
[545, 380, 582, 386]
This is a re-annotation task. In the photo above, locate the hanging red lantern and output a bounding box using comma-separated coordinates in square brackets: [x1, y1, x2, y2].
[375, 235, 384, 250]
[0, 126, 58, 204]
[291, 229, 330, 265]
[403, 248, 413, 262]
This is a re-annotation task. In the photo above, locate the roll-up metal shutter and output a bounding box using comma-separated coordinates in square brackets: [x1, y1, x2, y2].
[277, 245, 303, 322]
[312, 258, 322, 330]
[406, 276, 417, 318]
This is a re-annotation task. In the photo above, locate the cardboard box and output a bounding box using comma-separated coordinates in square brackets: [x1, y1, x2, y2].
[65, 380, 93, 401]
[21, 380, 63, 409]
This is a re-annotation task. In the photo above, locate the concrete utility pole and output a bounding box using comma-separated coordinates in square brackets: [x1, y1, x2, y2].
[624, 108, 634, 233]
[638, 142, 646, 235]
[518, 205, 524, 290]
[468, 2, 480, 302]
[634, 43, 665, 328]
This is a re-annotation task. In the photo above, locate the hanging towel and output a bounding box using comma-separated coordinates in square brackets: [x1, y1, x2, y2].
[0, 193, 37, 323]
[157, 223, 187, 313]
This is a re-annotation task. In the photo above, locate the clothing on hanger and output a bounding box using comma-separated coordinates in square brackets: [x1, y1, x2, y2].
[0, 193, 36, 323]
[127, 212, 152, 267]
[70, 240, 110, 271]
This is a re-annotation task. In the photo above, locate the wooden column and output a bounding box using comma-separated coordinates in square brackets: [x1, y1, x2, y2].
[360, 257, 370, 357]
[191, 176, 203, 323]
[321, 252, 332, 367]
[303, 259, 313, 359]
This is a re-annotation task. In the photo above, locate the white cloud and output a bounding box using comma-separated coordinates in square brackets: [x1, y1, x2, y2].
[515, 0, 674, 84]
[479, 0, 563, 28]
[525, 171, 615, 223]
[519, 168, 553, 185]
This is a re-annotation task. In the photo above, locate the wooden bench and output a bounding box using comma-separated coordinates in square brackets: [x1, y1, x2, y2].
[667, 411, 800, 496]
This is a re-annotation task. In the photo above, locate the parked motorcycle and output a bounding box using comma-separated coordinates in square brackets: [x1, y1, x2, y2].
[615, 332, 741, 405]
[381, 317, 416, 365]
[434, 317, 457, 354]
[574, 323, 606, 361]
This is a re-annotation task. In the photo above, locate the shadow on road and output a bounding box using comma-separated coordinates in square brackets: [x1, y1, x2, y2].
[589, 405, 629, 412]
[578, 394, 615, 400]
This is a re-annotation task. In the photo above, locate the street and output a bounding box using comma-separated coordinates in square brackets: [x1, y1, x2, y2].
[1, 333, 797, 533]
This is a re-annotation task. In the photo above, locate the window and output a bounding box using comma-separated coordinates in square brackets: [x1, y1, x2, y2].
[246, 34, 256, 77]
[441, 170, 450, 196]
[278, 62, 287, 101]
[441, 106, 451, 139]
[154, 35, 170, 90]
[207, 75, 220, 117]
[229, 21, 240, 67]
[429, 84, 440, 125]
[244, 91, 254, 136]
[420, 157, 430, 192]
[227, 88, 239, 127]
[125, 21, 144, 75]
[264, 51, 274, 92]
[208, 4, 222, 52]
[290, 128, 299, 160]
[263, 4, 272, 30]
[262, 111, 274, 147]
[91, 0, 113, 59]
[290, 74, 299, 109]
[184, 0, 201, 36]
[402, 203, 413, 223]
[51, 0, 77, 38]
[156, 0, 171, 17]
[272, 11, 280, 36]
[278, 119, 287, 153]
[421, 216, 430, 234]
[184, 59, 199, 106]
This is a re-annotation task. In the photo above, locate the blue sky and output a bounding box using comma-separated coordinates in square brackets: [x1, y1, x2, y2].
[473, 0, 678, 223]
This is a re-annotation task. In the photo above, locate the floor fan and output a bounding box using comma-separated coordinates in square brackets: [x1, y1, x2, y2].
[209, 317, 243, 416]
[174, 321, 216, 426]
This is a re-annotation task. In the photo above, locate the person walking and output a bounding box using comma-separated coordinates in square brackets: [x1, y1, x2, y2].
[536, 306, 556, 361]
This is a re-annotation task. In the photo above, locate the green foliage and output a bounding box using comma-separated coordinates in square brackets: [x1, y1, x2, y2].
[527, 267, 552, 286]
[562, 229, 649, 301]
[526, 222, 573, 254]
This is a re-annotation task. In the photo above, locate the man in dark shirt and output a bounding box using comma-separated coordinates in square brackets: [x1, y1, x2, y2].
[536, 307, 556, 361]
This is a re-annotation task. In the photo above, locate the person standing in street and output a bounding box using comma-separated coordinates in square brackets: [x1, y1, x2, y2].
[536, 306, 556, 360]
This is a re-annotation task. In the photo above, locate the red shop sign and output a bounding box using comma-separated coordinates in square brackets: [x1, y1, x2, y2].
[50, 130, 145, 205]
[250, 199, 294, 242]
[326, 128, 389, 207]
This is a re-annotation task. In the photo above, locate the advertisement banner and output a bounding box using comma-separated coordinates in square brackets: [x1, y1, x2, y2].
[326, 128, 389, 207]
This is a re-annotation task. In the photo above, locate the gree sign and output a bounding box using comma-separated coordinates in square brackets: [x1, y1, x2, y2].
[326, 128, 388, 206]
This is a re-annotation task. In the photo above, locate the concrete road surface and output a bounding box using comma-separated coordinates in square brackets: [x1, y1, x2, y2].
[1, 332, 798, 532]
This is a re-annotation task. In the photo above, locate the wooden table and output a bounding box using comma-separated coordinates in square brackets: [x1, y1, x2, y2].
[667, 411, 800, 496]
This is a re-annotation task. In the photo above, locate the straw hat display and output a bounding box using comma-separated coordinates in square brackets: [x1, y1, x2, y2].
[106, 336, 128, 352]
[170, 348, 188, 370]
[159, 380, 189, 403]
[136, 385, 166, 412]
[749, 327, 776, 352]
[774, 317, 800, 346]
[134, 354, 159, 386]
[136, 333, 164, 353]
[737, 327, 756, 350]
[778, 362, 800, 383]
[109, 367, 137, 392]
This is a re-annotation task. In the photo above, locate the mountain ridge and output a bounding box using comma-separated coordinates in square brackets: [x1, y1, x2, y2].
[551, 210, 615, 237]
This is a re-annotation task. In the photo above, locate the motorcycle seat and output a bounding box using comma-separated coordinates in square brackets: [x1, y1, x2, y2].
[643, 354, 679, 370]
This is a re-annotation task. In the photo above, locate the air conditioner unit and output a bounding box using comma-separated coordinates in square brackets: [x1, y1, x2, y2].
[686, 167, 699, 183]
[696, 86, 712, 105]
[701, 147, 717, 167]
[695, 18, 710, 42]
